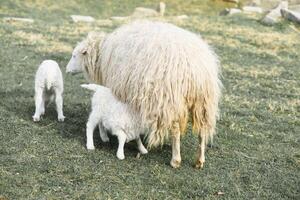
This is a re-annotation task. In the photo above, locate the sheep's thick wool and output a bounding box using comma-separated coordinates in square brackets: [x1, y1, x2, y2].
[83, 21, 221, 147]
[69, 20, 222, 168]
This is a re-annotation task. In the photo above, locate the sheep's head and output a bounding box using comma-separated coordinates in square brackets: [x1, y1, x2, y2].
[66, 31, 106, 75]
[66, 41, 87, 74]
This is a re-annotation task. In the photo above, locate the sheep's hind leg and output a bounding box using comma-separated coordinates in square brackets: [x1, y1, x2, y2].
[54, 89, 65, 122]
[98, 123, 109, 142]
[136, 137, 148, 154]
[33, 88, 43, 122]
[170, 122, 181, 168]
[115, 130, 127, 160]
[194, 133, 206, 169]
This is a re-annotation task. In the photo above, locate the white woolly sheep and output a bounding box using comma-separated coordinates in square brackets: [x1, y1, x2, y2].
[33, 60, 65, 122]
[66, 20, 222, 169]
[81, 83, 148, 160]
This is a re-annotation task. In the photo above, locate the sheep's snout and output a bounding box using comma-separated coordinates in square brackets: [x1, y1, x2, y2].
[66, 61, 72, 74]
[66, 58, 82, 74]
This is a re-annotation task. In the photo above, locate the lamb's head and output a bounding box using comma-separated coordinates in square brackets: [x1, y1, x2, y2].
[66, 41, 87, 74]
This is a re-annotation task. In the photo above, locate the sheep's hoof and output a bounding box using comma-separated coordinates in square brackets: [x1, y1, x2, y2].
[170, 159, 181, 168]
[58, 116, 65, 122]
[194, 160, 204, 169]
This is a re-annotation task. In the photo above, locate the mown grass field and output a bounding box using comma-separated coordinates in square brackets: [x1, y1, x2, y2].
[0, 0, 299, 199]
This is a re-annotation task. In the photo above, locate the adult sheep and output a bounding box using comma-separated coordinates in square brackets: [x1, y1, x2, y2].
[66, 20, 222, 169]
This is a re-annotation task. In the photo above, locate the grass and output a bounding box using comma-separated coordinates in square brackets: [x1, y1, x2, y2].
[0, 0, 299, 199]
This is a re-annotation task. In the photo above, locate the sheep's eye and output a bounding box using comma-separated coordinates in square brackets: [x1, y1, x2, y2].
[72, 55, 76, 58]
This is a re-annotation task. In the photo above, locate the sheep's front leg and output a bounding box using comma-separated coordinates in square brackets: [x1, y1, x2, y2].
[115, 130, 127, 160]
[195, 133, 206, 169]
[170, 122, 181, 168]
[136, 137, 148, 154]
[33, 88, 44, 122]
[98, 123, 109, 142]
[54, 89, 65, 122]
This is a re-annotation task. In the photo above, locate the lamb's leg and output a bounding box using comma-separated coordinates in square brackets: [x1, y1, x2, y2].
[40, 92, 46, 115]
[195, 133, 206, 169]
[115, 130, 127, 160]
[54, 89, 65, 122]
[86, 112, 98, 150]
[33, 88, 43, 122]
[170, 122, 181, 168]
[136, 137, 148, 154]
[98, 123, 109, 142]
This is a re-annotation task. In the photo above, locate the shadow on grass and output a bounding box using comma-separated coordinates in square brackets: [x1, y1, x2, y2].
[0, 87, 173, 162]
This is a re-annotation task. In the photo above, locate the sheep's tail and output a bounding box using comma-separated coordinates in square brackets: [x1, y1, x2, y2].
[192, 79, 222, 145]
[81, 83, 107, 92]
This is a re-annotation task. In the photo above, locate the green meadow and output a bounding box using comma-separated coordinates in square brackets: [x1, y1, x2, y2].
[0, 0, 299, 199]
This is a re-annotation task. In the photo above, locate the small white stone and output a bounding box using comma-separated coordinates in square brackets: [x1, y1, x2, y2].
[243, 6, 263, 13]
[71, 15, 95, 23]
[220, 8, 242, 16]
[158, 2, 166, 16]
[3, 17, 34, 23]
[223, 0, 239, 3]
[228, 8, 242, 15]
[97, 19, 113, 26]
[131, 7, 159, 18]
[281, 8, 300, 24]
[176, 15, 189, 20]
[261, 1, 289, 25]
[110, 16, 129, 22]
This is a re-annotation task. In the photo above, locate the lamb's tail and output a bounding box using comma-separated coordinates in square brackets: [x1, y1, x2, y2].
[81, 84, 106, 91]
[46, 73, 56, 90]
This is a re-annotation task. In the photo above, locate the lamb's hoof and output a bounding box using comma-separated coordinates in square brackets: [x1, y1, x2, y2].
[58, 116, 65, 122]
[136, 152, 141, 159]
[140, 148, 148, 155]
[32, 116, 40, 122]
[101, 137, 110, 142]
[194, 160, 204, 169]
[170, 159, 181, 168]
[117, 153, 125, 160]
[86, 145, 95, 150]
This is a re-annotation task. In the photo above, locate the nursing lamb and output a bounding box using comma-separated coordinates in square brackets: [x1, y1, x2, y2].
[81, 84, 148, 160]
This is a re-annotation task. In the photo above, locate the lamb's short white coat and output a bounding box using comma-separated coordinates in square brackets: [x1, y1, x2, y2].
[33, 60, 65, 122]
[82, 84, 148, 160]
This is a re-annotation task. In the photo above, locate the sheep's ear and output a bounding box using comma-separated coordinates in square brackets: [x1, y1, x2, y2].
[81, 48, 87, 55]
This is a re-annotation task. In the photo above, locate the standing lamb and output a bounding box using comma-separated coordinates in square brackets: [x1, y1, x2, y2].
[66, 20, 221, 169]
[81, 83, 148, 160]
[33, 60, 65, 122]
